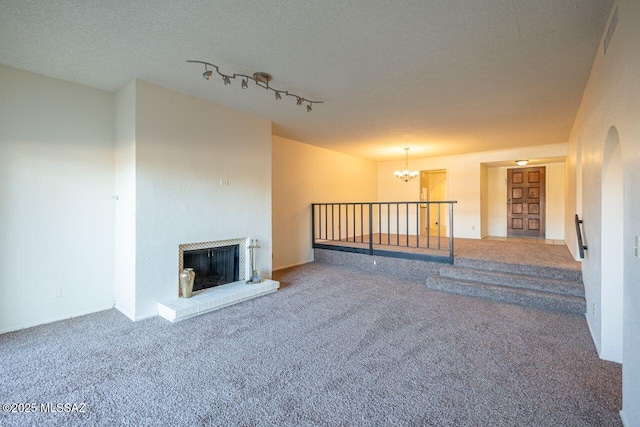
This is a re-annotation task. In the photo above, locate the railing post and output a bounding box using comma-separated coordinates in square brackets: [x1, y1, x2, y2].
[369, 203, 374, 255]
[449, 202, 454, 264]
[311, 204, 316, 248]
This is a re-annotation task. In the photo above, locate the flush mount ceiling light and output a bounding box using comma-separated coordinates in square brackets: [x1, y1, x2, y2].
[187, 60, 323, 112]
[516, 160, 529, 166]
[394, 148, 419, 182]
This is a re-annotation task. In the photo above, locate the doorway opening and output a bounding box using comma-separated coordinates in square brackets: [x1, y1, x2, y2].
[420, 170, 447, 236]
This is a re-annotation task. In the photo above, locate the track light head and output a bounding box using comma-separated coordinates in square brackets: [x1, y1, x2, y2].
[307, 104, 312, 112]
[203, 70, 213, 80]
[241, 79, 248, 89]
[223, 75, 231, 85]
[296, 97, 302, 106]
[275, 92, 282, 100]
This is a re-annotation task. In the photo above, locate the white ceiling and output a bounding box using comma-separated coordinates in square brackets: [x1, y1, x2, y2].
[0, 0, 613, 161]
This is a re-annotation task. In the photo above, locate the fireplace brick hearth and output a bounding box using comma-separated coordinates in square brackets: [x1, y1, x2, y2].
[158, 238, 279, 322]
[158, 279, 279, 322]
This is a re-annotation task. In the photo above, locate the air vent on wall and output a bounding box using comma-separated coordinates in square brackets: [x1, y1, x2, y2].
[604, 5, 618, 55]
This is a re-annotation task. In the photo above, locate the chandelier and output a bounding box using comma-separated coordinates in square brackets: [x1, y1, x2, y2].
[187, 60, 323, 112]
[394, 147, 419, 182]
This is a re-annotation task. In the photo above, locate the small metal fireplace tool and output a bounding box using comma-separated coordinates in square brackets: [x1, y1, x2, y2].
[246, 239, 263, 284]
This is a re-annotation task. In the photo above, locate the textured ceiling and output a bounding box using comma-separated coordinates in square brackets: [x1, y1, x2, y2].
[0, 0, 613, 161]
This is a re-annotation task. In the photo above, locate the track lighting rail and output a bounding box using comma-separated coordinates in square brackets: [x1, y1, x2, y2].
[186, 60, 323, 111]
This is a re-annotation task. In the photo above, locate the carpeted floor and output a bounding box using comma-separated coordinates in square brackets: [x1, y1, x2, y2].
[319, 235, 582, 271]
[454, 238, 581, 271]
[0, 263, 620, 426]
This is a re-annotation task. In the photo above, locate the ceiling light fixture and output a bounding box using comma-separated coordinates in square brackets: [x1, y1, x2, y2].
[394, 148, 419, 182]
[187, 60, 323, 112]
[516, 160, 529, 166]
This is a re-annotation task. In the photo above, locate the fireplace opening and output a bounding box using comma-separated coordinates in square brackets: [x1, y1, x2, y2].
[183, 244, 239, 292]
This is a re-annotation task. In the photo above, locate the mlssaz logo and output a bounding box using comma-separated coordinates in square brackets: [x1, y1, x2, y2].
[40, 403, 87, 413]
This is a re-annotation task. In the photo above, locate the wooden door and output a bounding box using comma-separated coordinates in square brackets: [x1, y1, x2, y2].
[507, 167, 545, 238]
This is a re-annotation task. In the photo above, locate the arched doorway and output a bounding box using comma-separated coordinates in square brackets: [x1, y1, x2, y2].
[600, 126, 623, 362]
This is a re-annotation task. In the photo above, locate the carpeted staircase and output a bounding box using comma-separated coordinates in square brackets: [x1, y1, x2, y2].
[426, 257, 586, 314]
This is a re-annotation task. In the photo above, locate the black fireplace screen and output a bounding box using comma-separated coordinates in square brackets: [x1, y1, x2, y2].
[183, 245, 239, 292]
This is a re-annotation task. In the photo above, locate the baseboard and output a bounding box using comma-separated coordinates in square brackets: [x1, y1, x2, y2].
[585, 314, 602, 356]
[585, 314, 623, 363]
[599, 351, 623, 364]
[0, 304, 114, 335]
[134, 312, 158, 321]
[114, 306, 158, 322]
[273, 260, 312, 271]
[619, 409, 629, 427]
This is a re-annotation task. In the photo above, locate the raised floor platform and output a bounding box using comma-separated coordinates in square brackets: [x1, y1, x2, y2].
[158, 279, 279, 322]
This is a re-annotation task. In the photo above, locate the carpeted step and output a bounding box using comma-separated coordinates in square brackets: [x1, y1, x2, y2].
[426, 275, 586, 315]
[454, 257, 582, 282]
[439, 265, 584, 298]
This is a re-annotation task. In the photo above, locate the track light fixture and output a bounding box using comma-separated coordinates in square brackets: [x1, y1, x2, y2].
[187, 60, 323, 111]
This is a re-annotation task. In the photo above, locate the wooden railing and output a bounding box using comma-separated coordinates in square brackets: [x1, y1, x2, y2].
[311, 201, 457, 264]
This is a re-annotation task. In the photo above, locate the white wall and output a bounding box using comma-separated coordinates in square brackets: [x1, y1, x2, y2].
[378, 144, 567, 239]
[486, 162, 565, 239]
[272, 136, 378, 270]
[480, 164, 489, 237]
[121, 80, 273, 319]
[564, 0, 640, 423]
[114, 80, 137, 320]
[0, 65, 115, 333]
[487, 167, 507, 236]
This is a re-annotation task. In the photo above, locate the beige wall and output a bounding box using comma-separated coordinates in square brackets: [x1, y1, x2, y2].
[0, 65, 115, 333]
[564, 1, 640, 422]
[272, 136, 378, 270]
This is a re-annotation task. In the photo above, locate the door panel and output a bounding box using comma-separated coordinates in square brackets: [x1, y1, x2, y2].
[507, 167, 545, 237]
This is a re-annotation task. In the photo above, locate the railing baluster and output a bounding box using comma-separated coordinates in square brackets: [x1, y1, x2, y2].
[426, 202, 430, 249]
[368, 203, 374, 255]
[395, 203, 399, 246]
[449, 203, 454, 264]
[415, 203, 419, 248]
[312, 204, 316, 245]
[360, 203, 364, 243]
[331, 204, 335, 240]
[437, 202, 441, 250]
[405, 203, 409, 247]
[386, 204, 390, 245]
[344, 203, 348, 243]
